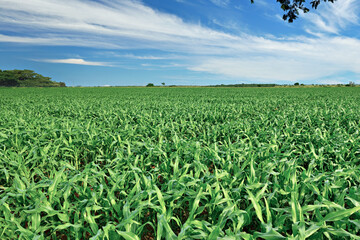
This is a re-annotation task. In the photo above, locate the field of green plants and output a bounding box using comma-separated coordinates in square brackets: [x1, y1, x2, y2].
[1, 87, 360, 239]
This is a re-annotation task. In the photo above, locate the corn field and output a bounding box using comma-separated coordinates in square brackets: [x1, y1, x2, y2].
[0, 87, 360, 239]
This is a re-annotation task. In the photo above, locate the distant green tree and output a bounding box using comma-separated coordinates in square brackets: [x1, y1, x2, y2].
[0, 69, 65, 87]
[161, 82, 165, 86]
[346, 81, 356, 87]
[146, 83, 155, 87]
[0, 70, 18, 86]
[294, 82, 300, 86]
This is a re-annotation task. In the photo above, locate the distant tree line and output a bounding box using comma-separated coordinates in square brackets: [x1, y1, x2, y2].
[0, 69, 66, 87]
[146, 83, 166, 87]
[209, 83, 278, 87]
[145, 82, 358, 88]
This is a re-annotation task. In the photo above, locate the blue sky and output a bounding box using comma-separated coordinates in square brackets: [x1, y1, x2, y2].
[0, 0, 359, 86]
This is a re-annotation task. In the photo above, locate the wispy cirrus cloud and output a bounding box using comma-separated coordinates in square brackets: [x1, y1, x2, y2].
[0, 0, 359, 83]
[123, 54, 179, 60]
[304, 0, 359, 34]
[36, 58, 112, 67]
[209, 0, 230, 8]
[0, 0, 235, 51]
[0, 34, 121, 48]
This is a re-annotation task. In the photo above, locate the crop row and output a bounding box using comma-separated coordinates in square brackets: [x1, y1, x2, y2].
[0, 87, 359, 239]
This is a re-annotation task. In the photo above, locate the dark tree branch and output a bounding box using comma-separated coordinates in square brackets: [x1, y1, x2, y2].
[251, 0, 336, 22]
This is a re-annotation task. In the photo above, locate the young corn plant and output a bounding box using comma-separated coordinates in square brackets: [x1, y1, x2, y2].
[0, 87, 360, 239]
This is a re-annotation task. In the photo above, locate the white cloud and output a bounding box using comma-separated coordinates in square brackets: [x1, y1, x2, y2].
[209, 0, 230, 7]
[0, 0, 235, 49]
[37, 58, 111, 66]
[0, 0, 359, 82]
[191, 35, 360, 81]
[0, 34, 121, 48]
[304, 0, 359, 34]
[123, 54, 177, 60]
[253, 0, 269, 7]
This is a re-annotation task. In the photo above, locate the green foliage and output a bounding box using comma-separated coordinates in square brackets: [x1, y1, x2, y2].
[146, 83, 155, 87]
[346, 81, 356, 87]
[0, 87, 360, 239]
[294, 82, 300, 86]
[251, 0, 336, 22]
[0, 69, 66, 87]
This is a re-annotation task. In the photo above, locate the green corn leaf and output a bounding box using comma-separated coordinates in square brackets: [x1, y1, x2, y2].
[116, 231, 140, 240]
[247, 189, 264, 223]
[323, 206, 360, 222]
